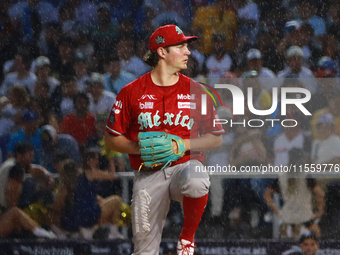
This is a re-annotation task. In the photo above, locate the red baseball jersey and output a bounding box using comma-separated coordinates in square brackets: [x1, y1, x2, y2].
[106, 72, 224, 170]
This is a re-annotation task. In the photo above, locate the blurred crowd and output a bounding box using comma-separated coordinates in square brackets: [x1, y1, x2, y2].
[1, 0, 340, 241]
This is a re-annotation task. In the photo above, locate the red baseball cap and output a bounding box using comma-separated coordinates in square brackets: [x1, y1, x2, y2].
[148, 25, 198, 52]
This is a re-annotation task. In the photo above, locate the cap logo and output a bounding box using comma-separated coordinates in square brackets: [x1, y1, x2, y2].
[176, 26, 182, 34]
[155, 35, 165, 44]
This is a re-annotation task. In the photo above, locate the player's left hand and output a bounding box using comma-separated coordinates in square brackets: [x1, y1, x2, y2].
[138, 131, 186, 170]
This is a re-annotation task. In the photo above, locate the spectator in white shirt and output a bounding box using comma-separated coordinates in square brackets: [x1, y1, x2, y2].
[0, 51, 36, 97]
[245, 49, 278, 91]
[205, 33, 232, 78]
[32, 56, 60, 96]
[87, 72, 116, 117]
[278, 46, 318, 94]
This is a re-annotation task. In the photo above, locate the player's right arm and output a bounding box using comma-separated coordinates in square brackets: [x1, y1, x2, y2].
[104, 83, 140, 155]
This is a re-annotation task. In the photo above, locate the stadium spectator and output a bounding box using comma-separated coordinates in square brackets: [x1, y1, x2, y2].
[105, 0, 134, 25]
[52, 36, 75, 78]
[50, 75, 78, 118]
[8, 0, 58, 47]
[102, 55, 136, 95]
[87, 72, 116, 117]
[277, 46, 318, 94]
[8, 0, 58, 28]
[282, 232, 320, 255]
[58, 2, 79, 39]
[226, 121, 269, 236]
[90, 2, 119, 58]
[0, 205, 56, 239]
[319, 35, 339, 75]
[38, 23, 62, 70]
[241, 71, 272, 111]
[40, 124, 81, 173]
[68, 0, 98, 30]
[295, 0, 326, 37]
[244, 48, 278, 91]
[310, 56, 338, 113]
[0, 85, 30, 138]
[116, 37, 150, 77]
[74, 31, 95, 65]
[0, 141, 54, 209]
[235, 0, 260, 44]
[205, 33, 233, 78]
[256, 30, 283, 74]
[33, 56, 60, 96]
[60, 92, 96, 153]
[0, 50, 36, 97]
[6, 109, 42, 164]
[150, 0, 189, 31]
[49, 156, 122, 240]
[264, 148, 325, 239]
[86, 113, 127, 197]
[192, 0, 237, 54]
[310, 91, 340, 140]
[276, 20, 302, 59]
[311, 113, 340, 166]
[72, 53, 90, 92]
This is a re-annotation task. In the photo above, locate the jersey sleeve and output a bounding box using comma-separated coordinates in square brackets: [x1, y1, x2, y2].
[105, 86, 131, 136]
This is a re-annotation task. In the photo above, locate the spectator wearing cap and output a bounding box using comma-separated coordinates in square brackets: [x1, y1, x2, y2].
[0, 50, 37, 97]
[278, 46, 318, 94]
[320, 35, 340, 76]
[40, 125, 81, 173]
[73, 53, 90, 92]
[245, 48, 278, 91]
[276, 20, 301, 59]
[240, 70, 272, 111]
[316, 56, 337, 78]
[311, 113, 340, 166]
[205, 33, 233, 78]
[116, 37, 150, 77]
[6, 109, 43, 164]
[310, 90, 340, 140]
[102, 55, 136, 95]
[310, 57, 338, 113]
[33, 56, 60, 96]
[87, 73, 116, 115]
